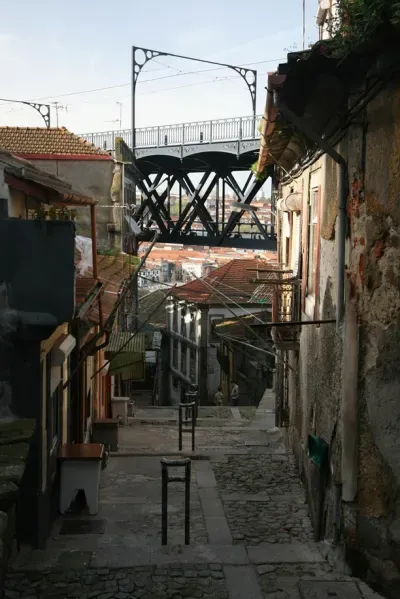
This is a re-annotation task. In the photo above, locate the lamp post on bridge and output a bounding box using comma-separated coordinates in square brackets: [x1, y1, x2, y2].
[0, 98, 51, 128]
[131, 46, 258, 158]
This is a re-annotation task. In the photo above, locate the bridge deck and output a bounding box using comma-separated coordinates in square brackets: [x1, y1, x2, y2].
[80, 114, 262, 151]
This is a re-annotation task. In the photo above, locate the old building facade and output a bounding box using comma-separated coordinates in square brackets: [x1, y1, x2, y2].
[164, 259, 273, 405]
[256, 16, 400, 597]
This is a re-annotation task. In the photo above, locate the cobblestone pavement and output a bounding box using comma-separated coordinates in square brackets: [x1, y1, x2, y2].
[224, 500, 314, 545]
[212, 453, 315, 546]
[98, 461, 208, 544]
[117, 423, 247, 454]
[5, 391, 383, 599]
[5, 564, 228, 599]
[213, 454, 304, 495]
[257, 563, 357, 598]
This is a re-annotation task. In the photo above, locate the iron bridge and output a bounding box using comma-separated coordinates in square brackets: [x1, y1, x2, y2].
[80, 114, 276, 251]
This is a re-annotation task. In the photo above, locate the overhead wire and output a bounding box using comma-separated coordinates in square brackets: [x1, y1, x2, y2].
[91, 283, 176, 378]
[1, 76, 244, 115]
[190, 272, 277, 353]
[191, 271, 270, 327]
[0, 57, 285, 108]
[62, 234, 159, 391]
[214, 330, 277, 359]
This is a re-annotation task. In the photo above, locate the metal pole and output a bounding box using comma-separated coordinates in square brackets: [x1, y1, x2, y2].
[191, 405, 195, 452]
[185, 460, 191, 544]
[178, 404, 183, 451]
[161, 461, 168, 545]
[132, 47, 137, 155]
[161, 457, 191, 546]
[252, 71, 258, 138]
[222, 178, 226, 230]
[216, 178, 220, 233]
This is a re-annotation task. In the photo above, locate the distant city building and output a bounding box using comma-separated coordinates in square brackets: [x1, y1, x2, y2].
[164, 258, 276, 405]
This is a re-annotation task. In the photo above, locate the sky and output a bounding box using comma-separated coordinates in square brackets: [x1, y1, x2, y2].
[0, 1, 320, 135]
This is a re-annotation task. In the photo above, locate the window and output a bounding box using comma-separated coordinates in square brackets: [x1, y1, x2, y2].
[307, 188, 319, 296]
[172, 340, 178, 369]
[181, 345, 187, 375]
[189, 314, 196, 341]
[180, 309, 186, 337]
[172, 305, 178, 331]
[190, 350, 197, 382]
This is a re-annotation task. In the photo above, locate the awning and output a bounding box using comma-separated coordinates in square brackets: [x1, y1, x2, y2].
[108, 352, 145, 381]
[105, 332, 146, 381]
[105, 332, 146, 354]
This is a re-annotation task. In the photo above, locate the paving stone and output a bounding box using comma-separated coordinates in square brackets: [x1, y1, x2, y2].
[248, 543, 324, 565]
[224, 565, 263, 599]
[5, 566, 229, 598]
[4, 398, 380, 599]
[298, 581, 362, 598]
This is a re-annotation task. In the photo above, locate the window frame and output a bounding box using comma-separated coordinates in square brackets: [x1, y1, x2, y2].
[307, 187, 319, 298]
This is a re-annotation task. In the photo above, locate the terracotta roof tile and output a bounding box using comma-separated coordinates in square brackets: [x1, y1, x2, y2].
[0, 127, 110, 157]
[75, 277, 99, 308]
[172, 258, 277, 305]
[85, 254, 135, 322]
[138, 290, 168, 330]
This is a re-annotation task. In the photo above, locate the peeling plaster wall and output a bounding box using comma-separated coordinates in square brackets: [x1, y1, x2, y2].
[281, 152, 344, 540]
[281, 76, 400, 595]
[347, 80, 400, 594]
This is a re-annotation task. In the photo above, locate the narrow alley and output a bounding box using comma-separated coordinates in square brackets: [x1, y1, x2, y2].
[5, 391, 382, 599]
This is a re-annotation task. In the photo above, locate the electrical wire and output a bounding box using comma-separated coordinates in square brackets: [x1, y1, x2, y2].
[214, 330, 277, 359]
[213, 328, 270, 369]
[62, 234, 159, 391]
[0, 57, 285, 108]
[91, 284, 176, 378]
[190, 272, 276, 353]
[192, 270, 269, 327]
[1, 75, 244, 115]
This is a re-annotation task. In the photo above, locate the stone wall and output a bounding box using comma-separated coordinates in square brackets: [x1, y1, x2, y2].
[346, 79, 400, 596]
[0, 419, 35, 593]
[281, 74, 400, 598]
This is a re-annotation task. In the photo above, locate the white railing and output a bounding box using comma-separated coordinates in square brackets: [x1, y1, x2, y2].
[79, 114, 262, 151]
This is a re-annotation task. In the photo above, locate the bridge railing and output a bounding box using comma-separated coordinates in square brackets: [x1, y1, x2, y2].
[79, 115, 262, 151]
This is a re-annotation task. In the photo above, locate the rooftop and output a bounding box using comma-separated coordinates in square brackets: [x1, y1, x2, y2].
[0, 151, 95, 205]
[256, 29, 399, 178]
[88, 253, 135, 322]
[138, 289, 169, 330]
[0, 127, 112, 159]
[171, 258, 277, 305]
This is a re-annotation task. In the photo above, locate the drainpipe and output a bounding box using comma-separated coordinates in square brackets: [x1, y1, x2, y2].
[273, 93, 348, 330]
